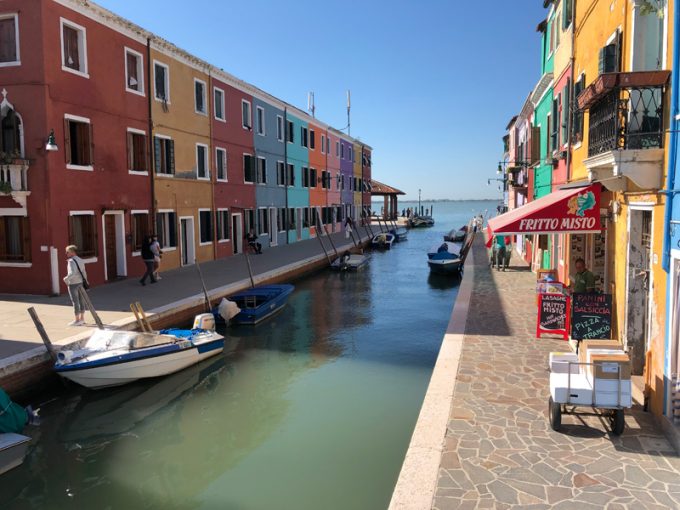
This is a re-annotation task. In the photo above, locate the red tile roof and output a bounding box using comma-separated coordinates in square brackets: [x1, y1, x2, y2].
[371, 179, 405, 196]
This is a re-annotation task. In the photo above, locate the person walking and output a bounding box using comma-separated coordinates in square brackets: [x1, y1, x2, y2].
[63, 245, 88, 326]
[344, 216, 354, 239]
[246, 230, 262, 254]
[139, 235, 157, 286]
[150, 235, 162, 280]
[503, 236, 512, 270]
[492, 235, 507, 271]
[571, 257, 597, 293]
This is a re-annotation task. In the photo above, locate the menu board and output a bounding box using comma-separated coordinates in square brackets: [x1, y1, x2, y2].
[537, 293, 570, 340]
[571, 293, 612, 340]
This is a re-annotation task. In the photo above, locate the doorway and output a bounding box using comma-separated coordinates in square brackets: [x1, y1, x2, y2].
[232, 213, 243, 254]
[179, 216, 195, 266]
[669, 258, 680, 423]
[269, 207, 277, 247]
[103, 211, 126, 281]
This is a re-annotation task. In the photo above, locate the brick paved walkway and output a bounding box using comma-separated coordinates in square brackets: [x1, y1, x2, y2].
[433, 243, 680, 509]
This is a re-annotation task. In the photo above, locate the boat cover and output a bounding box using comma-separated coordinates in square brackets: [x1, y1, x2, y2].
[0, 388, 27, 434]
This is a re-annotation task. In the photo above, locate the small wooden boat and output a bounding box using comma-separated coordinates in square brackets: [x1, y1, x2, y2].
[54, 314, 224, 389]
[0, 433, 30, 475]
[331, 253, 369, 271]
[371, 232, 395, 249]
[218, 284, 295, 325]
[409, 215, 435, 228]
[390, 227, 408, 241]
[427, 241, 463, 274]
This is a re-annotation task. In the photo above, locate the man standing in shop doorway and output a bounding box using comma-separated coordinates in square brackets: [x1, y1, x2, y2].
[572, 257, 597, 293]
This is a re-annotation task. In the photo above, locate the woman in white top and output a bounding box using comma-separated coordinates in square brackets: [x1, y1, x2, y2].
[63, 245, 88, 326]
[150, 236, 162, 280]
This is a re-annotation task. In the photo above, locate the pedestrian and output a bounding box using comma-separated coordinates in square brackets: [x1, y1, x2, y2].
[63, 244, 88, 326]
[492, 235, 506, 271]
[503, 236, 512, 270]
[571, 257, 597, 293]
[344, 216, 354, 239]
[139, 235, 157, 286]
[247, 230, 262, 254]
[150, 235, 162, 280]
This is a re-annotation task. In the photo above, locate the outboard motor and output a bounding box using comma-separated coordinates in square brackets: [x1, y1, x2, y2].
[193, 313, 216, 331]
[57, 350, 74, 364]
[218, 298, 241, 325]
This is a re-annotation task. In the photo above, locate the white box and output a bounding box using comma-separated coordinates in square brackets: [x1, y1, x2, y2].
[550, 372, 593, 405]
[593, 389, 632, 408]
[549, 352, 580, 374]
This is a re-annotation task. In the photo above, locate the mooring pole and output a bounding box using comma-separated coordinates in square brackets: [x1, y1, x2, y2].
[27, 307, 57, 362]
[78, 287, 104, 329]
[195, 259, 212, 311]
[244, 252, 256, 288]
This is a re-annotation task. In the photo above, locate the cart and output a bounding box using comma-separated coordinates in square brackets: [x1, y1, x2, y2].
[548, 356, 630, 435]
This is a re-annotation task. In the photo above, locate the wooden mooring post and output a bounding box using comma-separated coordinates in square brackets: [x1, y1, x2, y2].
[27, 307, 57, 362]
[78, 287, 104, 329]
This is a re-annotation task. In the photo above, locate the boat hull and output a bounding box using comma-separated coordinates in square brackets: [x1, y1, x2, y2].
[0, 433, 30, 475]
[229, 284, 295, 325]
[428, 259, 462, 274]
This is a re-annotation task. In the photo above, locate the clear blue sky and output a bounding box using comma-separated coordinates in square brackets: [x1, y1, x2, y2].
[96, 0, 548, 201]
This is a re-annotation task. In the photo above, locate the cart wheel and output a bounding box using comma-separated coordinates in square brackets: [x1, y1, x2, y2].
[549, 397, 561, 431]
[612, 409, 625, 435]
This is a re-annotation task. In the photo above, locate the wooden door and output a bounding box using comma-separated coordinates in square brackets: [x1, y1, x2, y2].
[105, 215, 117, 280]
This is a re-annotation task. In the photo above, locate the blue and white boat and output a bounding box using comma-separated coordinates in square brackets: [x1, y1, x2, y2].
[217, 284, 295, 325]
[389, 226, 408, 242]
[330, 253, 369, 271]
[427, 241, 463, 274]
[0, 433, 30, 475]
[54, 314, 224, 389]
[371, 232, 395, 249]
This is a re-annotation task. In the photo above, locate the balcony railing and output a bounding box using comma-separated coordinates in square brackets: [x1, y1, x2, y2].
[0, 160, 29, 193]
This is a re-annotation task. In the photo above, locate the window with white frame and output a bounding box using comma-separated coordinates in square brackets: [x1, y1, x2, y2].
[242, 100, 252, 130]
[0, 216, 30, 262]
[276, 161, 285, 186]
[258, 208, 269, 236]
[326, 136, 330, 154]
[195, 79, 206, 115]
[154, 136, 174, 175]
[156, 211, 177, 248]
[124, 47, 144, 95]
[61, 18, 87, 77]
[335, 141, 340, 157]
[127, 129, 147, 173]
[199, 209, 213, 244]
[320, 135, 325, 154]
[309, 129, 315, 150]
[256, 157, 267, 184]
[65, 115, 93, 169]
[154, 61, 169, 102]
[348, 146, 353, 162]
[256, 106, 265, 135]
[340, 143, 345, 159]
[243, 154, 255, 183]
[244, 208, 255, 235]
[214, 87, 225, 121]
[277, 208, 285, 232]
[69, 212, 97, 258]
[216, 209, 230, 241]
[309, 168, 317, 189]
[287, 120, 294, 143]
[196, 143, 209, 179]
[130, 212, 148, 252]
[216, 147, 227, 181]
[301, 126, 308, 148]
[287, 163, 294, 186]
[302, 166, 309, 188]
[277, 115, 283, 142]
[0, 14, 20, 66]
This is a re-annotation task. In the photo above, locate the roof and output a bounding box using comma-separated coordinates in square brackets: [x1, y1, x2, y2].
[505, 115, 519, 130]
[370, 179, 405, 196]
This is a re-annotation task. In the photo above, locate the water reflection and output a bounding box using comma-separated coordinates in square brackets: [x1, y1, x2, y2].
[427, 272, 462, 291]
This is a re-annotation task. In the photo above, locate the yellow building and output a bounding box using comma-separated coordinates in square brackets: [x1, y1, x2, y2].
[571, 0, 672, 414]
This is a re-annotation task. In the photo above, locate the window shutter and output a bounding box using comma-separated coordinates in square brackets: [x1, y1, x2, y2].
[0, 219, 6, 260]
[21, 217, 30, 263]
[88, 123, 94, 166]
[168, 139, 175, 174]
[127, 132, 133, 170]
[139, 135, 148, 172]
[598, 47, 605, 75]
[170, 213, 177, 246]
[531, 126, 541, 164]
[154, 137, 161, 173]
[64, 119, 71, 164]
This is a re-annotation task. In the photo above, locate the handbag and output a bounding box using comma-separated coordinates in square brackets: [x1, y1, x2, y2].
[74, 260, 90, 289]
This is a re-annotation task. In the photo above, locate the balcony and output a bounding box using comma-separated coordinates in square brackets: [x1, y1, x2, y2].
[0, 158, 30, 214]
[578, 71, 670, 191]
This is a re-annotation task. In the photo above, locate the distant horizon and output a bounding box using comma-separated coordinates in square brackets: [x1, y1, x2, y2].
[371, 198, 501, 203]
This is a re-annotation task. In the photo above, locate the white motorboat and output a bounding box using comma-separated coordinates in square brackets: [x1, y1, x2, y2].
[330, 253, 369, 271]
[0, 433, 30, 475]
[371, 232, 395, 249]
[54, 314, 224, 389]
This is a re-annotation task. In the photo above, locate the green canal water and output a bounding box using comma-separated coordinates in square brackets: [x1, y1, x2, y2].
[0, 200, 494, 510]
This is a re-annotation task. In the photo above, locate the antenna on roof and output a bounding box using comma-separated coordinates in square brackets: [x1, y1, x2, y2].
[308, 91, 315, 118]
[346, 90, 351, 136]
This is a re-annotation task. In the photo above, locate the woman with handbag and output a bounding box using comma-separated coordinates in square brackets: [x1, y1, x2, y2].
[63, 245, 89, 326]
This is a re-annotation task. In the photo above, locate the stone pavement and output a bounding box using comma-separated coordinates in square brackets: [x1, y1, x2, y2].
[432, 241, 680, 509]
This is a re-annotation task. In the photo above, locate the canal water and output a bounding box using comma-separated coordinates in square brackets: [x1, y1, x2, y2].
[0, 200, 493, 510]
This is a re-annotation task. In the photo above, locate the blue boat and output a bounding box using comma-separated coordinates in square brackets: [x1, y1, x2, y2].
[389, 226, 408, 241]
[427, 241, 463, 275]
[216, 284, 295, 325]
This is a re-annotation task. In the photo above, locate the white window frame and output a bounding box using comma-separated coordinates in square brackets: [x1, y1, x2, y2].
[256, 156, 267, 185]
[64, 113, 93, 171]
[256, 105, 265, 136]
[216, 208, 230, 243]
[127, 127, 148, 176]
[258, 207, 269, 236]
[60, 17, 88, 78]
[214, 86, 225, 122]
[130, 209, 149, 256]
[68, 210, 98, 263]
[196, 143, 209, 180]
[276, 115, 284, 142]
[0, 14, 20, 67]
[156, 209, 177, 251]
[243, 152, 254, 184]
[242, 99, 252, 130]
[198, 208, 213, 246]
[154, 133, 174, 177]
[194, 78, 207, 115]
[153, 60, 170, 104]
[215, 147, 228, 182]
[124, 46, 144, 96]
[336, 141, 340, 157]
[276, 160, 285, 187]
[321, 135, 326, 154]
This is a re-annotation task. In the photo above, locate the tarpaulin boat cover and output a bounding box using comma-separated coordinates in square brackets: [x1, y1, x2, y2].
[0, 388, 27, 434]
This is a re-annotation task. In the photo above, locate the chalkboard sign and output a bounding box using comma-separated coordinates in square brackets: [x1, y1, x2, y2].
[537, 293, 570, 340]
[571, 293, 612, 340]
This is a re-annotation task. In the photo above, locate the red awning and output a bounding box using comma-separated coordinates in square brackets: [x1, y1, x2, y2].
[488, 185, 601, 236]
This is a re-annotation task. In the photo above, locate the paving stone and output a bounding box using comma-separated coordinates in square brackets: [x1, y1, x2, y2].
[486, 480, 518, 505]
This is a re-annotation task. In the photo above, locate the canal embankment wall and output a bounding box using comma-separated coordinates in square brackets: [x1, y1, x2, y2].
[0, 231, 371, 399]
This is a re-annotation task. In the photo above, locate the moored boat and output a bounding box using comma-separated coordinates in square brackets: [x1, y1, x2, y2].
[0, 433, 30, 476]
[330, 253, 369, 271]
[217, 284, 295, 325]
[371, 232, 395, 249]
[389, 226, 408, 241]
[444, 226, 467, 242]
[408, 215, 435, 228]
[427, 241, 463, 274]
[54, 314, 224, 389]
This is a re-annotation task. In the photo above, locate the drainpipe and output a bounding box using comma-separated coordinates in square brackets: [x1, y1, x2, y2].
[565, 0, 576, 184]
[284, 107, 289, 244]
[146, 37, 156, 232]
[208, 68, 217, 261]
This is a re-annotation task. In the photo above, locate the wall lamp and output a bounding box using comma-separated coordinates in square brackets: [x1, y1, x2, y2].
[45, 129, 58, 152]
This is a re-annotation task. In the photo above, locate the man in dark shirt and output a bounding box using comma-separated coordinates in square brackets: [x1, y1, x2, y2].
[572, 257, 596, 293]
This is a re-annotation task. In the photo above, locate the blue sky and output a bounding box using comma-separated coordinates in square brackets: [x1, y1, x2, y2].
[96, 0, 548, 201]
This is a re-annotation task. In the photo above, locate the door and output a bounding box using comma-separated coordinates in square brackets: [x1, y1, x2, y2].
[670, 259, 680, 422]
[104, 215, 118, 280]
[270, 207, 277, 247]
[180, 217, 195, 266]
[232, 213, 243, 254]
[296, 208, 302, 240]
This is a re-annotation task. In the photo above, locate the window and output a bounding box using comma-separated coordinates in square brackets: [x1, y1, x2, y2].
[243, 154, 255, 183]
[287, 163, 295, 186]
[154, 136, 175, 175]
[340, 143, 345, 159]
[154, 61, 169, 102]
[156, 211, 177, 249]
[195, 79, 206, 115]
[0, 15, 19, 66]
[348, 146, 353, 162]
[551, 97, 559, 151]
[302, 166, 309, 188]
[326, 137, 330, 154]
[303, 207, 310, 228]
[309, 129, 315, 150]
[125, 48, 143, 95]
[277, 208, 285, 232]
[563, 0, 573, 30]
[244, 209, 255, 235]
[130, 212, 148, 253]
[300, 126, 308, 148]
[0, 107, 20, 155]
[64, 115, 93, 169]
[242, 100, 252, 130]
[127, 129, 147, 173]
[341, 175, 345, 190]
[599, 32, 621, 74]
[216, 148, 227, 181]
[573, 74, 585, 143]
[216, 209, 230, 241]
[321, 170, 328, 189]
[61, 18, 87, 77]
[277, 115, 284, 142]
[256, 106, 265, 135]
[287, 120, 294, 143]
[321, 135, 325, 154]
[214, 87, 225, 121]
[561, 80, 570, 147]
[0, 216, 30, 262]
[276, 161, 285, 186]
[336, 141, 340, 157]
[256, 157, 267, 184]
[196, 144, 209, 179]
[69, 213, 97, 258]
[258, 208, 269, 235]
[287, 208, 296, 230]
[310, 168, 317, 189]
[199, 209, 213, 244]
[546, 114, 552, 155]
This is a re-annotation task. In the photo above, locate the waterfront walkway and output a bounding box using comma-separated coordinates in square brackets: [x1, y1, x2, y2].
[430, 240, 680, 508]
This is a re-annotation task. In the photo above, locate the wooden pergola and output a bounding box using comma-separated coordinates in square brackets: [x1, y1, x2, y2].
[370, 179, 405, 220]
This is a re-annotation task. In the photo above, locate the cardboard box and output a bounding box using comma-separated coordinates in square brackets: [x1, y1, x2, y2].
[549, 352, 580, 374]
[578, 339, 622, 363]
[588, 352, 631, 380]
[550, 372, 593, 405]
